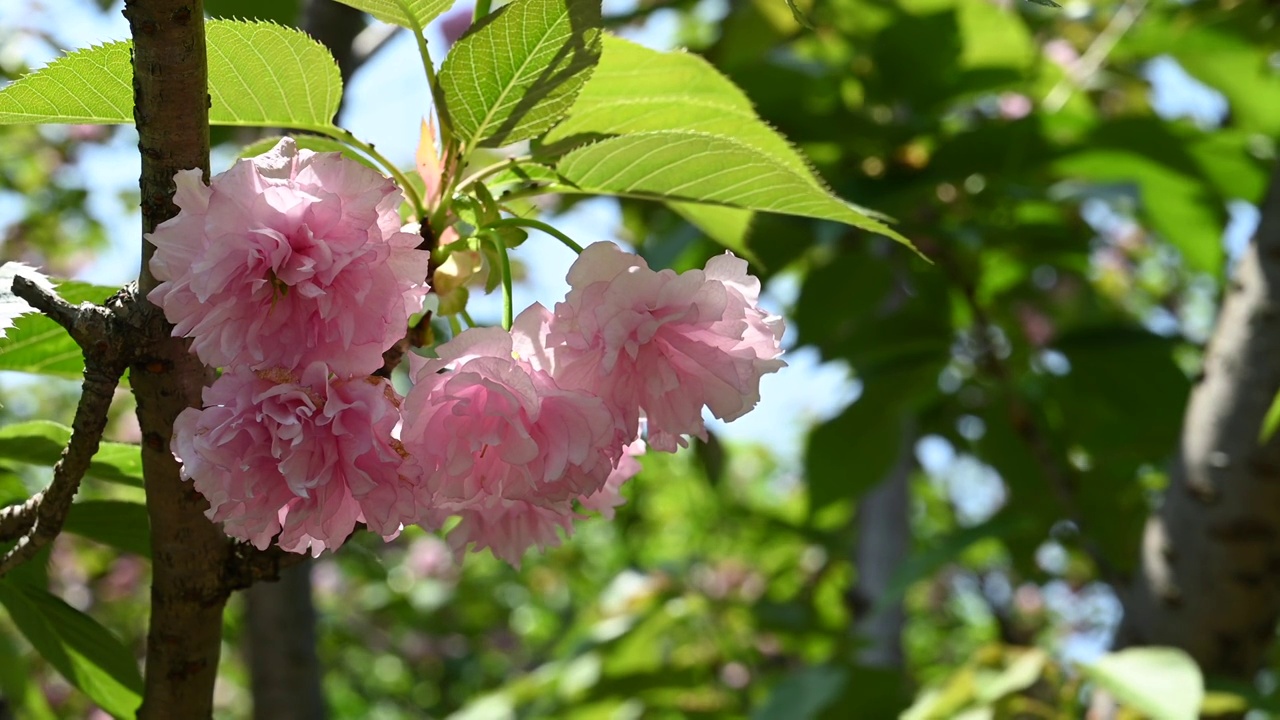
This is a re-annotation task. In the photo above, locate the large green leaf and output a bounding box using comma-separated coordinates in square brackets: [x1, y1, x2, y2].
[0, 580, 143, 719]
[63, 501, 151, 557]
[668, 201, 757, 263]
[0, 281, 118, 379]
[1081, 648, 1203, 720]
[544, 36, 813, 179]
[332, 0, 456, 29]
[0, 421, 143, 488]
[206, 19, 343, 130]
[0, 20, 342, 132]
[0, 42, 133, 124]
[438, 0, 602, 148]
[556, 131, 912, 248]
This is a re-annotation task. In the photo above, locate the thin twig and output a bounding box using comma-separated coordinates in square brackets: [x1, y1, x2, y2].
[0, 280, 130, 577]
[1043, 0, 1148, 112]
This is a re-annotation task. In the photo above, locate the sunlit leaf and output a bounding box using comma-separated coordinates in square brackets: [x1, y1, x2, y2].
[0, 20, 342, 132]
[0, 42, 133, 124]
[1261, 390, 1280, 443]
[332, 0, 456, 29]
[206, 19, 343, 131]
[439, 0, 602, 148]
[668, 201, 758, 263]
[556, 131, 913, 249]
[545, 37, 831, 188]
[1082, 647, 1203, 720]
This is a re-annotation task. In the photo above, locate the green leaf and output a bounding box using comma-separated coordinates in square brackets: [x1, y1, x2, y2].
[668, 202, 758, 264]
[556, 131, 913, 249]
[1261, 390, 1280, 444]
[439, 0, 602, 148]
[0, 281, 118, 379]
[0, 20, 342, 132]
[0, 421, 143, 488]
[974, 648, 1047, 703]
[1081, 647, 1203, 720]
[0, 42, 133, 125]
[63, 501, 151, 557]
[752, 665, 846, 720]
[206, 19, 343, 131]
[0, 580, 143, 718]
[331, 0, 456, 29]
[545, 37, 818, 183]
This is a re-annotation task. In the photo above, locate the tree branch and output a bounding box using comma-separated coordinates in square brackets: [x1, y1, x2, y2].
[122, 1, 235, 717]
[0, 279, 131, 575]
[1117, 158, 1280, 677]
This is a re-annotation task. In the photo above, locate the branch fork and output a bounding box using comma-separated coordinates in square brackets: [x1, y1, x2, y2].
[0, 277, 134, 577]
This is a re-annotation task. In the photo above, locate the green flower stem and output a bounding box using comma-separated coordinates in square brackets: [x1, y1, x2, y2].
[493, 234, 514, 330]
[460, 308, 478, 329]
[488, 216, 584, 254]
[474, 0, 493, 22]
[323, 128, 425, 221]
[448, 314, 464, 337]
[457, 155, 534, 191]
[405, 11, 454, 160]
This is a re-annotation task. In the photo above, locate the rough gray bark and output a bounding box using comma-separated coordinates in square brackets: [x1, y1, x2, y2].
[850, 424, 914, 668]
[1117, 159, 1280, 677]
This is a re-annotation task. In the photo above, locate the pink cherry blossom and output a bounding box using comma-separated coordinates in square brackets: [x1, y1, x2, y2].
[444, 497, 577, 568]
[171, 363, 418, 556]
[578, 439, 645, 519]
[147, 137, 431, 376]
[399, 326, 620, 513]
[437, 439, 641, 567]
[532, 242, 786, 452]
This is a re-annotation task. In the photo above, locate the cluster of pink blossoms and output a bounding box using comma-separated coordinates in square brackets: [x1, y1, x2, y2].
[151, 138, 785, 565]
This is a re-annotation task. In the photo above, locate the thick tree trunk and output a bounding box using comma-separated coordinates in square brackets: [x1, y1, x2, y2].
[123, 1, 229, 717]
[850, 425, 914, 668]
[1117, 159, 1280, 677]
